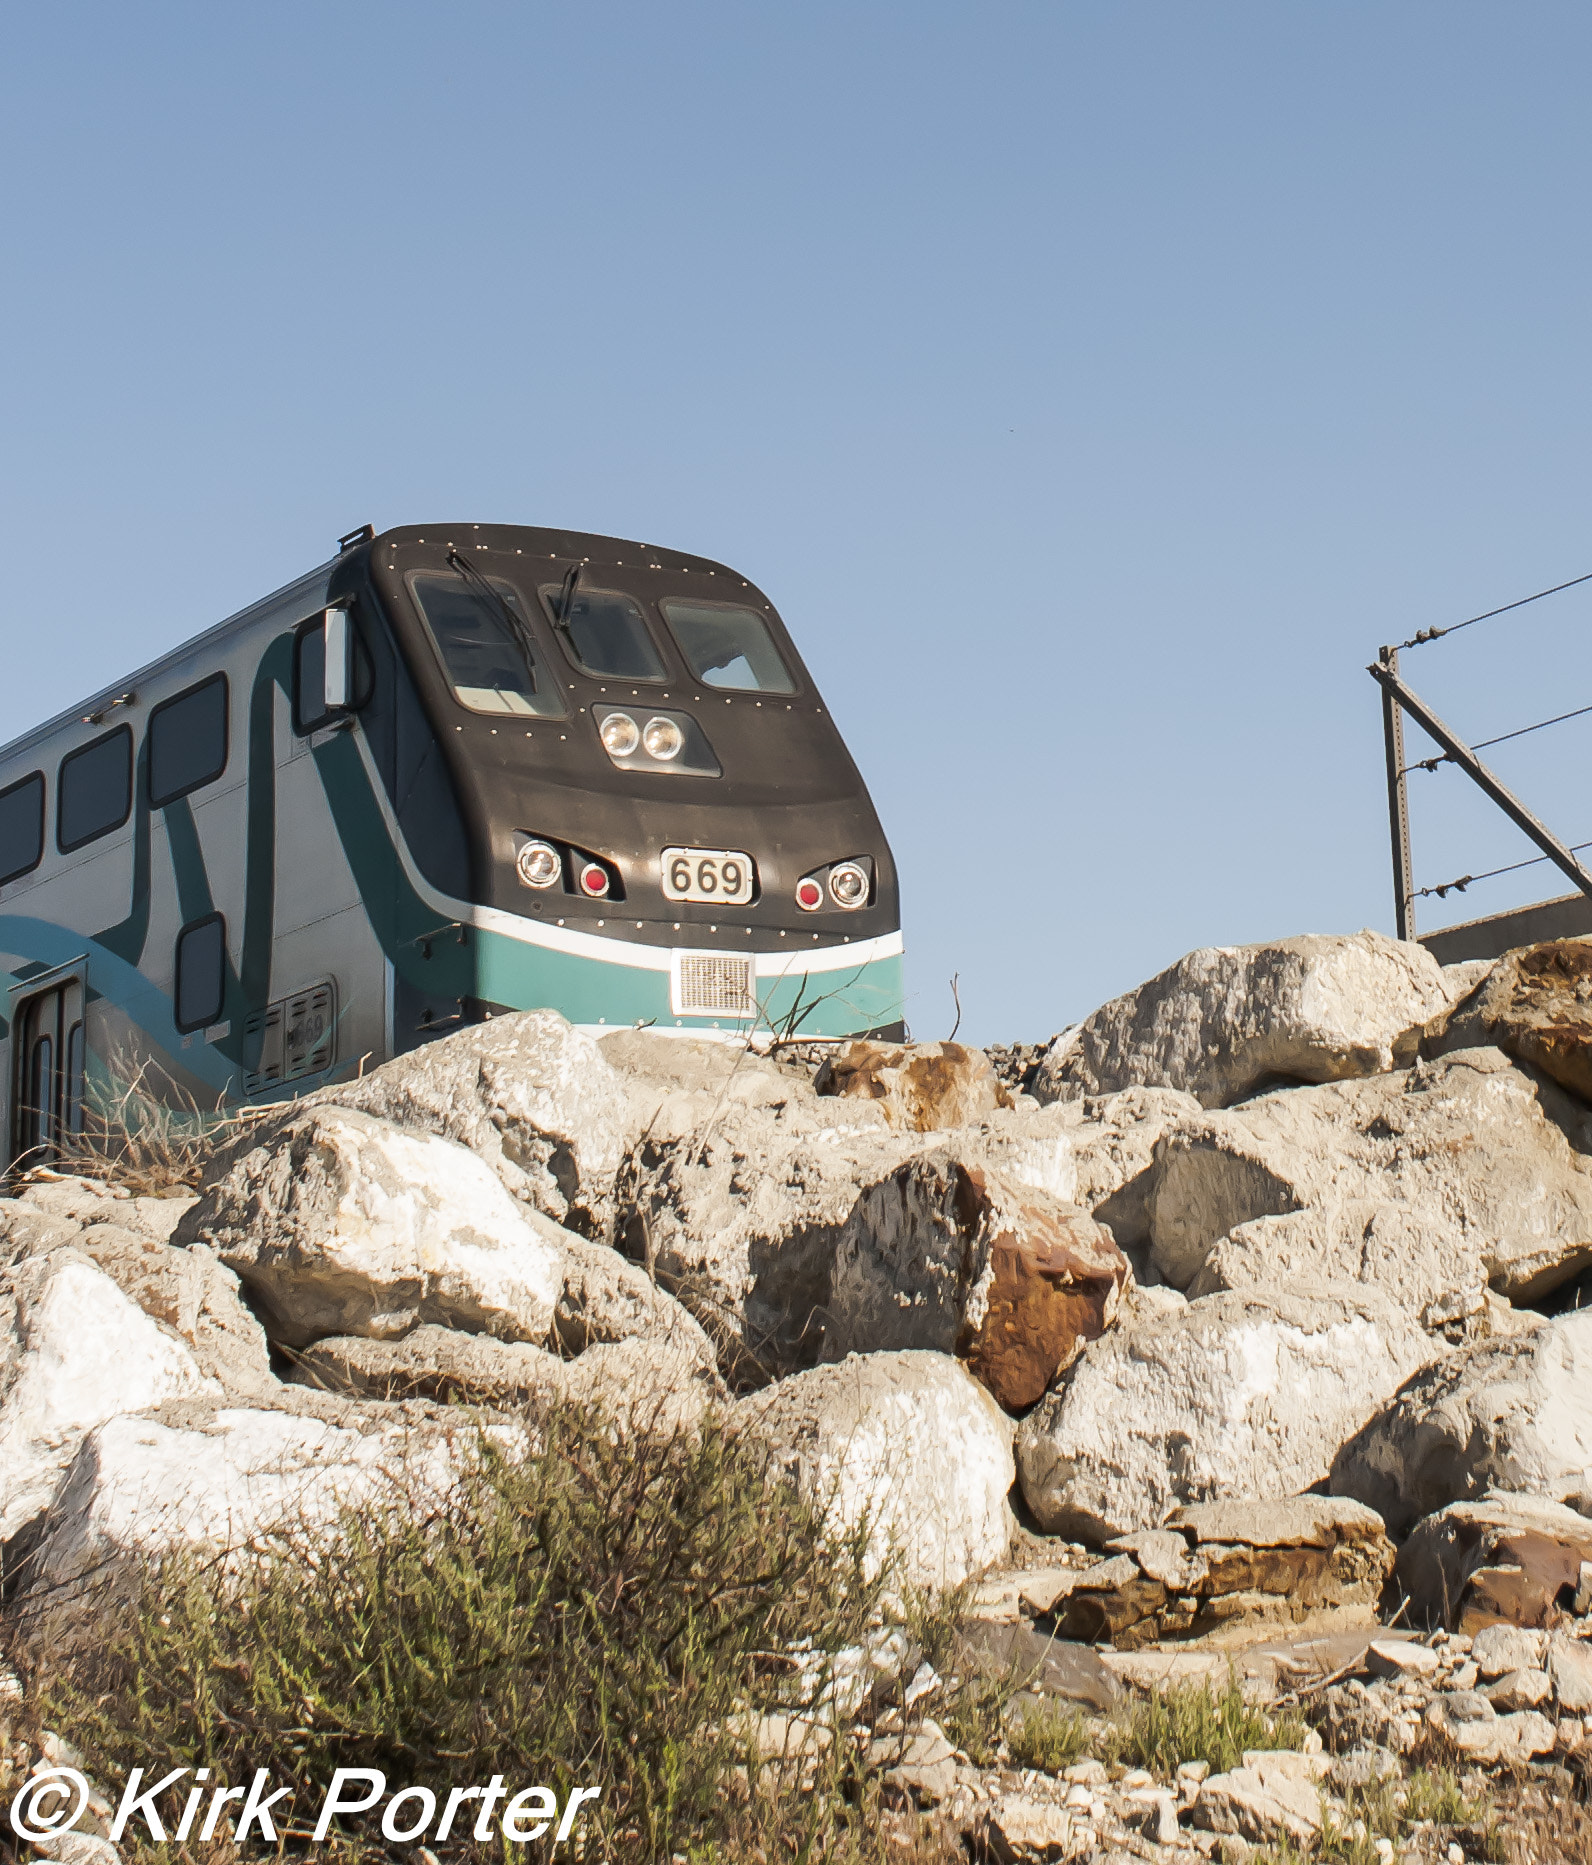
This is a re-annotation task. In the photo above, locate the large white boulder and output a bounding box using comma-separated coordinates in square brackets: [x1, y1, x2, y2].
[1147, 1048, 1592, 1311]
[177, 1106, 566, 1349]
[738, 1350, 1015, 1590]
[316, 1008, 635, 1232]
[1036, 931, 1454, 1109]
[1331, 1311, 1592, 1535]
[0, 1249, 216, 1542]
[1014, 1283, 1438, 1541]
[28, 1401, 470, 1606]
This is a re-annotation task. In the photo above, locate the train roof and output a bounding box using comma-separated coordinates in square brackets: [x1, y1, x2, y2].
[0, 520, 768, 771]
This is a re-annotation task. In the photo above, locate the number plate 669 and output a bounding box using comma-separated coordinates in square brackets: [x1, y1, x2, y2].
[660, 846, 756, 904]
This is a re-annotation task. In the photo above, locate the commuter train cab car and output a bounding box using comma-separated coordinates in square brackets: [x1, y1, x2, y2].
[0, 522, 904, 1162]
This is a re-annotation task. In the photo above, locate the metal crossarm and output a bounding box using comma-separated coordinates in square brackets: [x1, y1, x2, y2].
[1369, 655, 1592, 934]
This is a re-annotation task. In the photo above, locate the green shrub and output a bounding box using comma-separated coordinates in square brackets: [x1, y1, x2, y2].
[1005, 1697, 1091, 1773]
[1100, 1673, 1308, 1778]
[26, 1406, 911, 1863]
[938, 1662, 1016, 1768]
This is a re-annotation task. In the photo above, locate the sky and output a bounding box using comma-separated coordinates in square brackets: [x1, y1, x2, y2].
[3, 2, 1591, 1044]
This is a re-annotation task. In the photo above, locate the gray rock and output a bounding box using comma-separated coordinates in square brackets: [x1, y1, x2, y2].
[177, 1106, 566, 1350]
[1425, 1698, 1556, 1764]
[869, 1718, 958, 1806]
[1547, 1634, 1592, 1712]
[1331, 1311, 1592, 1536]
[552, 1234, 716, 1360]
[1036, 930, 1452, 1109]
[1471, 1623, 1548, 1678]
[9, 1175, 196, 1242]
[1487, 1667, 1553, 1711]
[737, 1350, 1014, 1590]
[977, 1793, 1083, 1861]
[317, 1007, 635, 1232]
[1015, 1283, 1437, 1540]
[1147, 1048, 1592, 1311]
[1192, 1754, 1323, 1845]
[298, 1326, 569, 1405]
[1041, 1086, 1204, 1259]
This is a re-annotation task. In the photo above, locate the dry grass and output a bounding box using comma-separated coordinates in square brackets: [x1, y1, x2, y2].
[32, 1051, 246, 1194]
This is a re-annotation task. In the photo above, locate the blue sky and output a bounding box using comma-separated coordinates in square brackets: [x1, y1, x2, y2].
[4, 3, 1591, 1042]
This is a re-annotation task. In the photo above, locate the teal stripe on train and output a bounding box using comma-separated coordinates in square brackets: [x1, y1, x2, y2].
[0, 631, 904, 1085]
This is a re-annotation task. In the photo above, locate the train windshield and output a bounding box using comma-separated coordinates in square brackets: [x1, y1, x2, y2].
[540, 584, 668, 682]
[661, 601, 795, 693]
[411, 575, 564, 717]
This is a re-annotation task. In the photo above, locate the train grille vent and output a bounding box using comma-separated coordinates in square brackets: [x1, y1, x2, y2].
[673, 953, 755, 1018]
[244, 982, 336, 1095]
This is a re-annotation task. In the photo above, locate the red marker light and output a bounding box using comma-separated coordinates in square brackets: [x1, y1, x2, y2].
[795, 877, 823, 911]
[580, 862, 611, 898]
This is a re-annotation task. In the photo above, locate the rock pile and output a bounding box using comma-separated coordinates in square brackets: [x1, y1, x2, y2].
[12, 927, 1592, 1858]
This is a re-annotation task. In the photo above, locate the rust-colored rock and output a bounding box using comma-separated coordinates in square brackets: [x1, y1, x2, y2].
[1397, 1492, 1592, 1631]
[1424, 940, 1592, 1103]
[815, 1040, 1008, 1132]
[960, 1180, 1129, 1411]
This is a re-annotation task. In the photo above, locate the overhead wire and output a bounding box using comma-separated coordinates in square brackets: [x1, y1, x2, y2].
[1410, 839, 1592, 904]
[1396, 569, 1592, 651]
[1403, 699, 1592, 775]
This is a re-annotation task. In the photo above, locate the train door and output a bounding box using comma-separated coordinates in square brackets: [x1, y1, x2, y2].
[11, 974, 85, 1168]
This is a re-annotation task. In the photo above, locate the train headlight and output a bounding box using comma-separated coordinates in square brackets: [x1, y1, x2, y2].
[516, 839, 562, 890]
[579, 861, 612, 898]
[600, 712, 640, 757]
[795, 876, 824, 911]
[642, 716, 684, 761]
[828, 861, 869, 909]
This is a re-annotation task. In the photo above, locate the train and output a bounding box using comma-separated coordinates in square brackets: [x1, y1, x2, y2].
[0, 522, 904, 1166]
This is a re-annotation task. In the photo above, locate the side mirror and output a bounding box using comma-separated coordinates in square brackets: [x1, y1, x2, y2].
[323, 606, 353, 712]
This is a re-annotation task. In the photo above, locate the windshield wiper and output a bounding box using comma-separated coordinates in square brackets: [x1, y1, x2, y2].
[445, 548, 538, 692]
[555, 559, 584, 628]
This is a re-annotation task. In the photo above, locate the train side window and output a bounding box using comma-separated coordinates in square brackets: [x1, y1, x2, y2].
[174, 913, 227, 1032]
[661, 601, 796, 693]
[0, 773, 45, 883]
[58, 726, 133, 853]
[294, 611, 372, 736]
[149, 674, 228, 807]
[539, 583, 668, 682]
[411, 575, 566, 717]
